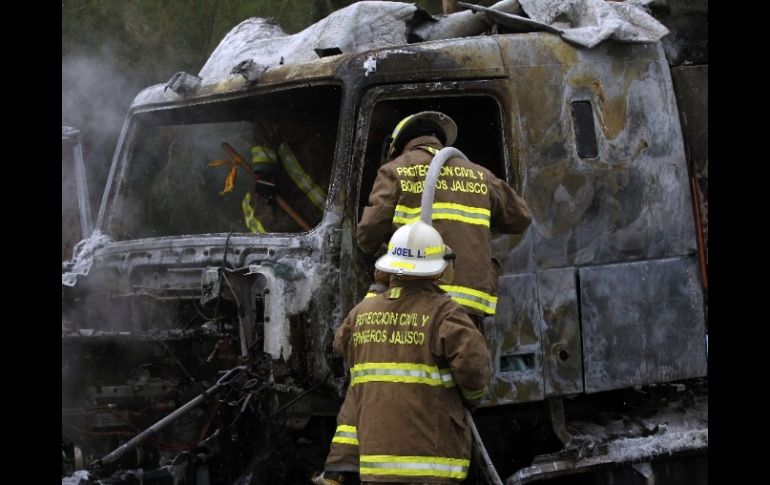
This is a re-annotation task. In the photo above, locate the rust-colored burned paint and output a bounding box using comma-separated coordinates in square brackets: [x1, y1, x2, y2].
[566, 72, 628, 142]
[560, 170, 589, 198]
[575, 52, 658, 142]
[192, 57, 342, 97]
[206, 78, 248, 96]
[495, 33, 580, 68]
[261, 55, 341, 85]
[348, 36, 506, 83]
[549, 37, 580, 67]
[136, 37, 506, 111]
[514, 67, 568, 160]
[591, 78, 625, 141]
[493, 34, 687, 271]
[131, 55, 343, 109]
[605, 41, 661, 77]
[591, 81, 605, 105]
[495, 35, 583, 166]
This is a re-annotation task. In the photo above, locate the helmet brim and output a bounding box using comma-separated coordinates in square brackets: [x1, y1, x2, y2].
[375, 253, 448, 277]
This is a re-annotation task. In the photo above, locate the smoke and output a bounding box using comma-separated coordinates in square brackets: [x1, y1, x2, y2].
[62, 6, 210, 220]
[62, 50, 146, 217]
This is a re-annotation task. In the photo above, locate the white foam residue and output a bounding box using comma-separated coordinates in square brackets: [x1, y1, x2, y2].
[62, 230, 111, 287]
[261, 267, 289, 360]
[262, 258, 322, 360]
[61, 470, 93, 484]
[363, 56, 377, 77]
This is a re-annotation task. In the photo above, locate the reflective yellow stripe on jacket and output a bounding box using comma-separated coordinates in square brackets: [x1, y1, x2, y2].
[332, 424, 359, 446]
[393, 203, 490, 227]
[277, 143, 326, 212]
[459, 386, 485, 402]
[350, 363, 455, 388]
[360, 454, 469, 480]
[439, 284, 497, 315]
[241, 193, 266, 234]
[251, 145, 278, 166]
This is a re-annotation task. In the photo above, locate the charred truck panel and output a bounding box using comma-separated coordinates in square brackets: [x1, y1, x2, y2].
[63, 25, 706, 485]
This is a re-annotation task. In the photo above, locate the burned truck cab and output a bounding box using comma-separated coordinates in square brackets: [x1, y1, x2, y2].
[63, 12, 707, 483]
[346, 31, 706, 396]
[62, 66, 352, 480]
[344, 33, 707, 480]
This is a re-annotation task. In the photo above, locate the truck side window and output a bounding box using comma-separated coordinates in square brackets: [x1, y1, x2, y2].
[357, 95, 507, 221]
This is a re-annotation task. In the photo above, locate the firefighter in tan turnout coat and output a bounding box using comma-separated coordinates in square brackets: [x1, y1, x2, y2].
[324, 219, 492, 484]
[358, 111, 531, 327]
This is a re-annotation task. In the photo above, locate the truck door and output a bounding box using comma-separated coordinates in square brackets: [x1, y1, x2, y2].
[494, 34, 707, 399]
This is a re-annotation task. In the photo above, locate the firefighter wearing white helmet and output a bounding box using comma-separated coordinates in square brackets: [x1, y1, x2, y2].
[324, 216, 491, 483]
[359, 111, 532, 326]
[375, 221, 449, 277]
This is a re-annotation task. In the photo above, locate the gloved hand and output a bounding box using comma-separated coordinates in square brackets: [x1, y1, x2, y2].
[459, 385, 485, 412]
[310, 471, 346, 485]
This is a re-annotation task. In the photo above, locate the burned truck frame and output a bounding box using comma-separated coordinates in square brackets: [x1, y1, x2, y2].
[62, 21, 707, 485]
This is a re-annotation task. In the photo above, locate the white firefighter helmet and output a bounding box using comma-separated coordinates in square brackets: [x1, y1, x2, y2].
[387, 111, 458, 159]
[375, 221, 448, 277]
